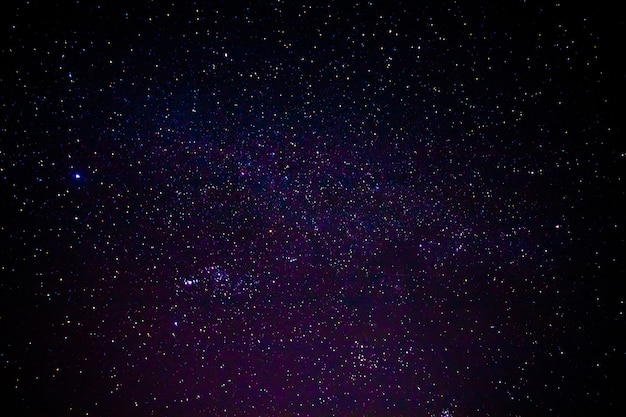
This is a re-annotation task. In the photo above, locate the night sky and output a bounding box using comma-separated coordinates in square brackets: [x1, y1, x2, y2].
[1, 1, 624, 416]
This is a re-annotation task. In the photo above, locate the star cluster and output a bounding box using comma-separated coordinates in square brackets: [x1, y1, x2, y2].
[1, 1, 624, 416]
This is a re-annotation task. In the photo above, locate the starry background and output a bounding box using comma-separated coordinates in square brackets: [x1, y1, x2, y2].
[1, 1, 624, 416]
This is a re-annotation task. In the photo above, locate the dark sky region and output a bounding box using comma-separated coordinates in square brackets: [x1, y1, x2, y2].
[1, 1, 624, 416]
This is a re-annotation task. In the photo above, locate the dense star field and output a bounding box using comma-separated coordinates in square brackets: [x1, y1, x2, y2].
[1, 1, 624, 416]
